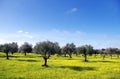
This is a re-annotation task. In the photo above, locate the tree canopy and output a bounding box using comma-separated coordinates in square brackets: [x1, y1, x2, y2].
[19, 42, 32, 56]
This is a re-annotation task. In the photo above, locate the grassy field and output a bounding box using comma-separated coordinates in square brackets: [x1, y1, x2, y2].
[0, 52, 120, 79]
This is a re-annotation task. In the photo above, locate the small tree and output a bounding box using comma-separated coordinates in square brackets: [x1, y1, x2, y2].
[93, 49, 99, 58]
[2, 43, 11, 60]
[77, 45, 93, 62]
[116, 49, 120, 58]
[86, 45, 93, 56]
[77, 46, 87, 61]
[9, 42, 18, 55]
[101, 48, 106, 60]
[61, 43, 76, 58]
[0, 44, 4, 52]
[19, 42, 32, 56]
[34, 41, 60, 67]
[61, 46, 67, 57]
[106, 48, 116, 59]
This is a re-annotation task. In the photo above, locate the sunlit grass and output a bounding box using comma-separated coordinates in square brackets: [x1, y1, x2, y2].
[0, 52, 120, 79]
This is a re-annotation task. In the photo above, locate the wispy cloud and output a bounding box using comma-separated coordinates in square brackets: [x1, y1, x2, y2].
[0, 30, 34, 46]
[71, 8, 77, 12]
[66, 7, 78, 14]
[31, 29, 85, 46]
[0, 29, 120, 48]
[17, 30, 23, 33]
[16, 30, 33, 39]
[25, 32, 29, 34]
[23, 34, 33, 39]
[0, 39, 29, 47]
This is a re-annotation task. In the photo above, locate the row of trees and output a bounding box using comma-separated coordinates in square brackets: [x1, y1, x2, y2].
[0, 41, 120, 66]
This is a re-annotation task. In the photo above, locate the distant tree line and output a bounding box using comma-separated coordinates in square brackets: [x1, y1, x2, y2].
[0, 41, 120, 66]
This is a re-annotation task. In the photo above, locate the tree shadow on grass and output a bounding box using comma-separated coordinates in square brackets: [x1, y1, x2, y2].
[0, 55, 22, 58]
[0, 55, 8, 58]
[90, 60, 118, 63]
[60, 66, 95, 71]
[0, 55, 39, 58]
[17, 59, 38, 62]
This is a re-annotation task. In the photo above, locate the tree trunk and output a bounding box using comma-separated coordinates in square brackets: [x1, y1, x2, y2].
[6, 52, 9, 60]
[84, 54, 87, 62]
[64, 53, 67, 57]
[102, 54, 105, 60]
[24, 52, 26, 56]
[42, 57, 48, 67]
[76, 53, 78, 56]
[69, 53, 72, 58]
[12, 52, 14, 55]
[117, 54, 119, 58]
[94, 54, 97, 58]
[100, 54, 103, 57]
[48, 54, 51, 59]
[110, 54, 112, 59]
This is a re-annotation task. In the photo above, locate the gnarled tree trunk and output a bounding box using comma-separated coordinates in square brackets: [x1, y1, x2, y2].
[102, 54, 105, 60]
[69, 53, 72, 58]
[12, 52, 14, 55]
[6, 52, 9, 60]
[110, 54, 112, 59]
[84, 54, 87, 62]
[24, 52, 27, 56]
[117, 54, 119, 58]
[64, 53, 67, 57]
[94, 54, 97, 58]
[42, 57, 48, 67]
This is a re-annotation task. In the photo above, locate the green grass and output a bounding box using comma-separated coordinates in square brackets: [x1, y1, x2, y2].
[0, 52, 120, 79]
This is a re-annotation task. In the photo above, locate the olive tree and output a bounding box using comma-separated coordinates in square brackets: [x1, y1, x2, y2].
[9, 42, 18, 55]
[106, 48, 120, 59]
[77, 45, 93, 62]
[77, 46, 87, 61]
[61, 46, 67, 57]
[34, 41, 60, 67]
[93, 49, 99, 58]
[116, 49, 120, 58]
[2, 43, 11, 60]
[0, 44, 4, 52]
[100, 48, 106, 60]
[0, 42, 18, 59]
[106, 48, 117, 59]
[19, 42, 32, 56]
[61, 43, 76, 58]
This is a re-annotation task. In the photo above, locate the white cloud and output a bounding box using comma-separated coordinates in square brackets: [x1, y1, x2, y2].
[25, 32, 29, 34]
[17, 30, 23, 33]
[0, 30, 33, 46]
[71, 8, 77, 12]
[84, 40, 120, 49]
[0, 39, 22, 47]
[0, 39, 11, 44]
[16, 30, 33, 39]
[66, 7, 78, 14]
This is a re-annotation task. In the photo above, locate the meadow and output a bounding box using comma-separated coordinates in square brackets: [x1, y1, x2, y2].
[0, 52, 120, 79]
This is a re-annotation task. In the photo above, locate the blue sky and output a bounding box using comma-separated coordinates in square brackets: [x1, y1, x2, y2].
[0, 0, 120, 48]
